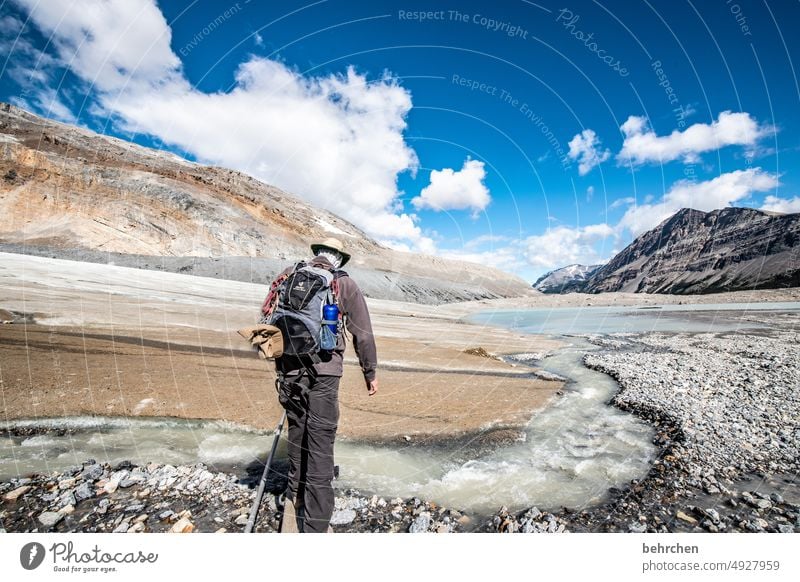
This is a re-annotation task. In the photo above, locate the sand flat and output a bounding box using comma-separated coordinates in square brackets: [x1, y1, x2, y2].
[0, 253, 565, 441]
[2, 253, 798, 442]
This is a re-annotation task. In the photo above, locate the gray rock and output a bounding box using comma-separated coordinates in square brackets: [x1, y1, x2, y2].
[755, 499, 772, 510]
[58, 492, 77, 508]
[334, 496, 367, 511]
[74, 482, 94, 502]
[109, 470, 130, 482]
[81, 464, 103, 481]
[628, 522, 647, 533]
[38, 512, 64, 528]
[154, 465, 178, 480]
[702, 508, 720, 523]
[330, 509, 357, 526]
[409, 512, 431, 533]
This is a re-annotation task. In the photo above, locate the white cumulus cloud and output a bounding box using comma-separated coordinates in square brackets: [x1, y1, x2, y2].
[524, 223, 616, 269]
[11, 0, 436, 251]
[618, 168, 779, 236]
[568, 129, 610, 176]
[437, 246, 519, 273]
[760, 195, 800, 214]
[618, 111, 772, 165]
[411, 159, 491, 217]
[12, 0, 181, 93]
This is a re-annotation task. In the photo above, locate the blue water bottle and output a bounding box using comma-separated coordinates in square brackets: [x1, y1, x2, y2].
[320, 303, 339, 350]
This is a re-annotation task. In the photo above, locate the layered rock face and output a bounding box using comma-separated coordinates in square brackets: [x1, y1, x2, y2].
[0, 103, 532, 303]
[583, 207, 800, 294]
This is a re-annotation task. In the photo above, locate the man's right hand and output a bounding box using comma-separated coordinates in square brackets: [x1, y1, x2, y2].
[366, 378, 378, 396]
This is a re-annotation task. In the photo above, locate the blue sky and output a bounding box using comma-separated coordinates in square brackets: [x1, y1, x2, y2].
[1, 0, 798, 282]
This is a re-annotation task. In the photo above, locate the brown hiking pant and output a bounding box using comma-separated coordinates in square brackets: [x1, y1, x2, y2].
[277, 371, 340, 533]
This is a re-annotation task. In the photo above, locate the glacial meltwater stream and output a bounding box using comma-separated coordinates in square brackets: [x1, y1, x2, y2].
[3, 302, 798, 515]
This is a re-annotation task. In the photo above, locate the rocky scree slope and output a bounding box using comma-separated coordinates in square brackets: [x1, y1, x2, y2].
[0, 103, 532, 303]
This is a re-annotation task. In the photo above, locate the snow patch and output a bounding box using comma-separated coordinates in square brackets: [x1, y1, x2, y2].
[314, 217, 354, 237]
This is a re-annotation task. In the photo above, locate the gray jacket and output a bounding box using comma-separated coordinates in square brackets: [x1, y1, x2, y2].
[273, 256, 377, 382]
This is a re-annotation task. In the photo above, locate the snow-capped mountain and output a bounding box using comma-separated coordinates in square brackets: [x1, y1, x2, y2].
[532, 264, 603, 293]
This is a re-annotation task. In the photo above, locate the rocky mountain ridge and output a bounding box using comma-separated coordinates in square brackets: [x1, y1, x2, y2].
[0, 103, 533, 303]
[582, 206, 799, 294]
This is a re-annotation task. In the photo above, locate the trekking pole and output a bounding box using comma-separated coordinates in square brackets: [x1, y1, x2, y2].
[244, 409, 287, 533]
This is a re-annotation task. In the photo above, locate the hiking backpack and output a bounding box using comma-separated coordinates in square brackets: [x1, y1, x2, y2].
[260, 261, 342, 359]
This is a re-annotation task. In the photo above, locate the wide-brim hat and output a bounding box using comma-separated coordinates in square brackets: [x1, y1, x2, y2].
[310, 237, 351, 267]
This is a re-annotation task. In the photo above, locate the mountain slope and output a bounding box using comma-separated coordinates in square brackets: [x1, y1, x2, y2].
[0, 103, 533, 303]
[532, 264, 602, 293]
[583, 207, 800, 294]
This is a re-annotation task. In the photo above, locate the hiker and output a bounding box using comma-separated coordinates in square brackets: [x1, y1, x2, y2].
[260, 237, 378, 533]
